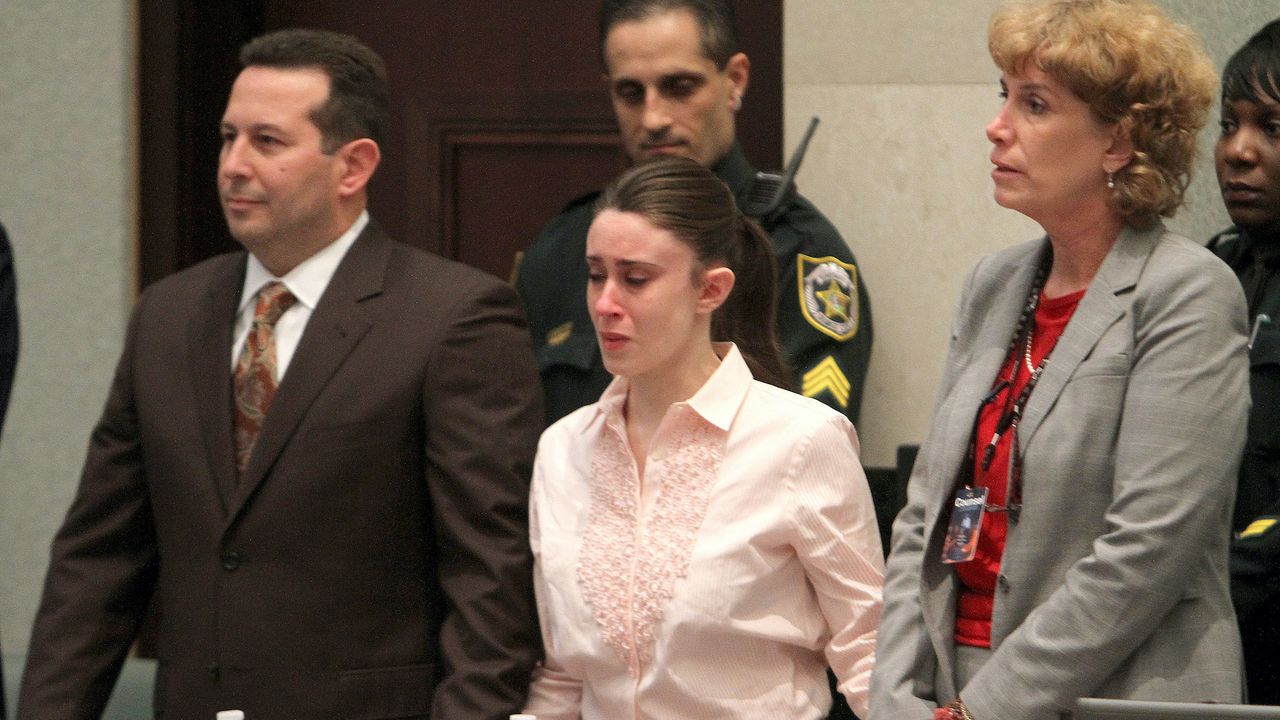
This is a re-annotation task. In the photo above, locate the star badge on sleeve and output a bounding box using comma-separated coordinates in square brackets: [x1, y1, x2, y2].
[797, 254, 859, 341]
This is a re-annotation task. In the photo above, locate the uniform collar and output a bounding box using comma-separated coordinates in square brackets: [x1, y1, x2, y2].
[711, 142, 756, 199]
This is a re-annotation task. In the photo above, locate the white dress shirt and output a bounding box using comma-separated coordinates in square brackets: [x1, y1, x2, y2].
[230, 210, 368, 376]
[524, 344, 884, 719]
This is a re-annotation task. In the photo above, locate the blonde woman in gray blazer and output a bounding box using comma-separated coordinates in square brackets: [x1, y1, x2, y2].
[870, 2, 1249, 719]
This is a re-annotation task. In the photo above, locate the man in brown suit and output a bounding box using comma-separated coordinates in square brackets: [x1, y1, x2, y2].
[18, 29, 542, 720]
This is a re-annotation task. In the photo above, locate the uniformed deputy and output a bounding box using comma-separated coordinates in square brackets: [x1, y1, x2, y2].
[1208, 18, 1280, 706]
[1213, 227, 1280, 694]
[516, 0, 872, 430]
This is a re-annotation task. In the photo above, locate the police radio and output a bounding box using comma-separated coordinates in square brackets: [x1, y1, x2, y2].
[742, 115, 820, 224]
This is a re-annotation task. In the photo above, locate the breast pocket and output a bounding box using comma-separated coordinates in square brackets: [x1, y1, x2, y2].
[1034, 360, 1129, 493]
[1058, 353, 1130, 447]
[301, 416, 401, 455]
[1058, 369, 1127, 429]
[1070, 352, 1131, 379]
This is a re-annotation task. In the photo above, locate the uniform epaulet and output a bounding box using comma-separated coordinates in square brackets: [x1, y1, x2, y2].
[559, 190, 603, 215]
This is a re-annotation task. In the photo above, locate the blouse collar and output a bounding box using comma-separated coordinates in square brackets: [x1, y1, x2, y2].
[589, 342, 754, 433]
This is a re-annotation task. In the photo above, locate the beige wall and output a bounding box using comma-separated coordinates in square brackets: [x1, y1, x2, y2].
[0, 1, 136, 654]
[786, 1, 1280, 468]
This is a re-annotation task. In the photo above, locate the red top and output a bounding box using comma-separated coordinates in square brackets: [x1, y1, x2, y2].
[955, 288, 1084, 648]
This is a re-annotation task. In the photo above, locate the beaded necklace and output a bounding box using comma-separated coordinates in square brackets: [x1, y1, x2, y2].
[970, 250, 1054, 517]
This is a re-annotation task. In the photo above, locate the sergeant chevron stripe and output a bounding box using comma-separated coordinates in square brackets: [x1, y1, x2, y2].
[802, 356, 850, 408]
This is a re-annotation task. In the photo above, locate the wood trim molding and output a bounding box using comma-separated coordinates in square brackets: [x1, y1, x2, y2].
[403, 98, 621, 255]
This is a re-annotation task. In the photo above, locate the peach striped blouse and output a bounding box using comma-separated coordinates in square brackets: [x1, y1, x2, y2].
[524, 344, 883, 719]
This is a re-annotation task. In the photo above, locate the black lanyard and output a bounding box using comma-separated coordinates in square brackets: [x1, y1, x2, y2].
[961, 251, 1053, 517]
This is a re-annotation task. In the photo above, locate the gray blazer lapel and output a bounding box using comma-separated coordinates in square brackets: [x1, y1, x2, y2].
[190, 256, 247, 515]
[1018, 225, 1155, 448]
[918, 241, 1045, 686]
[225, 226, 386, 523]
[923, 244, 1044, 533]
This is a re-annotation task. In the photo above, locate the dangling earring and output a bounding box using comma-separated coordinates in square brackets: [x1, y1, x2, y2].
[1106, 172, 1115, 189]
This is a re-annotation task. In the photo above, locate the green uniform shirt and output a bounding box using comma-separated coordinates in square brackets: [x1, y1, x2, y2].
[516, 143, 873, 427]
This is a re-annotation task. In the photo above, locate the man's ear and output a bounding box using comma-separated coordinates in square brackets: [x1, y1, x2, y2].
[336, 138, 381, 198]
[699, 265, 736, 313]
[725, 52, 749, 110]
[1103, 121, 1135, 175]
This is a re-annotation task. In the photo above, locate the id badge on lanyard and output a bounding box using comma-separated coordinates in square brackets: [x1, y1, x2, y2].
[941, 486, 988, 564]
[942, 253, 1049, 564]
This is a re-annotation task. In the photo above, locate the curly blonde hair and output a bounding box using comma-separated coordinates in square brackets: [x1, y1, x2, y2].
[989, 0, 1217, 228]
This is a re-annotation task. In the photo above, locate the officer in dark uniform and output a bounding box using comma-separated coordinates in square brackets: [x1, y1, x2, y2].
[517, 0, 872, 430]
[1208, 17, 1280, 706]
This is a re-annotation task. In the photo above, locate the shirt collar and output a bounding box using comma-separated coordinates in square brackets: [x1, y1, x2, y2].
[238, 210, 368, 314]
[587, 342, 753, 434]
[686, 343, 753, 431]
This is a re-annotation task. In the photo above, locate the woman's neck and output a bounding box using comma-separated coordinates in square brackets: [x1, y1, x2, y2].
[1042, 211, 1126, 297]
[623, 343, 722, 475]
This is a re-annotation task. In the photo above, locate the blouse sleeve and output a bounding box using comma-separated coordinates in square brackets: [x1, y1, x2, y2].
[522, 440, 584, 720]
[787, 414, 885, 719]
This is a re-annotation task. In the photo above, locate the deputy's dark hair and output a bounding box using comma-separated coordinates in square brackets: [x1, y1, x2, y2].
[598, 0, 738, 69]
[1222, 18, 1280, 106]
[239, 28, 389, 153]
[596, 157, 789, 389]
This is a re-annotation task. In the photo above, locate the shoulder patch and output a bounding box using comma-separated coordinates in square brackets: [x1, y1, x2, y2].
[1240, 517, 1277, 539]
[797, 254, 859, 340]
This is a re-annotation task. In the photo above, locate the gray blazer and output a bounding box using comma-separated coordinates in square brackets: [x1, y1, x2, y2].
[870, 224, 1249, 720]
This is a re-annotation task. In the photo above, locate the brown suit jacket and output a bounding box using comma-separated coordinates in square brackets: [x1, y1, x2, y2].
[18, 223, 544, 719]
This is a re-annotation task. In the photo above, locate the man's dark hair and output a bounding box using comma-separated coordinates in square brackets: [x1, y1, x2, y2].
[1223, 18, 1280, 106]
[239, 28, 389, 153]
[598, 0, 738, 69]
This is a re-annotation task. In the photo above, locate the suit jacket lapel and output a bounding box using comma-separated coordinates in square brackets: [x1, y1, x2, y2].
[225, 224, 387, 523]
[1018, 225, 1156, 448]
[190, 255, 248, 515]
